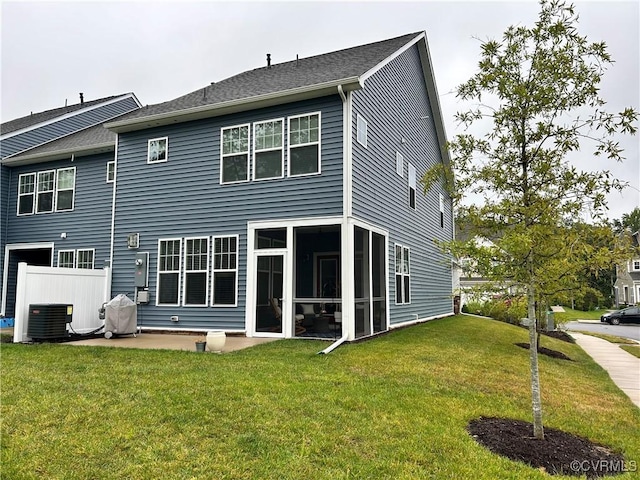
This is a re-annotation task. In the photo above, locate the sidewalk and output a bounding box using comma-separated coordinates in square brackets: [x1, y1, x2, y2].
[570, 332, 640, 408]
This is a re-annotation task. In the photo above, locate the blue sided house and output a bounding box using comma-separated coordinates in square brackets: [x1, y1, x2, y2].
[1, 31, 454, 342]
[0, 93, 142, 321]
[105, 31, 454, 341]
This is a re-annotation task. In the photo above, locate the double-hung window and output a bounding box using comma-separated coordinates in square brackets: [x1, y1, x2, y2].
[288, 112, 320, 176]
[158, 239, 182, 306]
[184, 238, 209, 306]
[253, 119, 284, 180]
[408, 164, 416, 210]
[58, 250, 75, 268]
[36, 171, 55, 213]
[76, 249, 94, 269]
[18, 173, 36, 215]
[395, 244, 411, 304]
[55, 167, 75, 212]
[221, 125, 250, 184]
[212, 236, 238, 306]
[439, 193, 445, 228]
[148, 137, 168, 163]
[633, 260, 640, 271]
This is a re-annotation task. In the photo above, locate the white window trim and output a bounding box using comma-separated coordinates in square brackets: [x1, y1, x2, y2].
[157, 238, 182, 306]
[220, 123, 250, 184]
[395, 152, 403, 177]
[36, 169, 56, 214]
[147, 136, 168, 164]
[253, 118, 284, 181]
[57, 250, 75, 268]
[76, 248, 95, 269]
[287, 111, 322, 178]
[395, 244, 411, 305]
[183, 237, 210, 307]
[632, 260, 640, 272]
[55, 166, 76, 212]
[212, 234, 239, 307]
[17, 172, 36, 216]
[106, 161, 115, 183]
[439, 193, 445, 228]
[356, 114, 367, 148]
[408, 163, 416, 210]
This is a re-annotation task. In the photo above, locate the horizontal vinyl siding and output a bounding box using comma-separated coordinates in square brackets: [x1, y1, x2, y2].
[0, 165, 9, 294]
[1, 97, 139, 158]
[112, 96, 343, 330]
[3, 153, 115, 315]
[351, 45, 453, 325]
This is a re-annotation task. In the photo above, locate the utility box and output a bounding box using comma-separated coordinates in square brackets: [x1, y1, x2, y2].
[134, 252, 149, 288]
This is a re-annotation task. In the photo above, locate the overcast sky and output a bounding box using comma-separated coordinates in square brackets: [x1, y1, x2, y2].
[2, 0, 638, 221]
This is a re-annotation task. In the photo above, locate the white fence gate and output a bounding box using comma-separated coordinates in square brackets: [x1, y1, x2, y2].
[13, 263, 111, 343]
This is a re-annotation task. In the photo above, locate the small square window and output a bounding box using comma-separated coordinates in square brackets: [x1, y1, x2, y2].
[148, 137, 168, 163]
[357, 115, 367, 148]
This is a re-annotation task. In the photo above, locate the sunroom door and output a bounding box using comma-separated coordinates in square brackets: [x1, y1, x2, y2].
[254, 253, 285, 336]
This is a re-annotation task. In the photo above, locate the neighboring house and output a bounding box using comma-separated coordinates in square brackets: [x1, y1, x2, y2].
[2, 32, 454, 342]
[105, 31, 454, 340]
[0, 93, 141, 319]
[614, 231, 640, 307]
[452, 235, 516, 308]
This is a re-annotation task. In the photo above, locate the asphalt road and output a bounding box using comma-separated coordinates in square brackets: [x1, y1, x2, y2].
[565, 321, 640, 342]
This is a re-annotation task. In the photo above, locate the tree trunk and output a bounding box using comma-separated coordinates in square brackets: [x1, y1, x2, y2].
[528, 284, 544, 439]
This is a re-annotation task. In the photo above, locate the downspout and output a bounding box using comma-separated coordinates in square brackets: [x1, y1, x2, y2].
[108, 135, 118, 288]
[319, 84, 350, 355]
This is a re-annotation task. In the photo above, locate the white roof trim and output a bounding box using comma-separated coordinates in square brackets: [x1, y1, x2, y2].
[360, 32, 424, 84]
[1, 142, 114, 166]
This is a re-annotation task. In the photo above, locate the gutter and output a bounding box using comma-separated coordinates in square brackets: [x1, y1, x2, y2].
[105, 77, 363, 133]
[1, 142, 114, 166]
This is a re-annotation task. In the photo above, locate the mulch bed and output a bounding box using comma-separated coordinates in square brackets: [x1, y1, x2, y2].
[542, 330, 575, 343]
[468, 417, 627, 478]
[515, 342, 573, 360]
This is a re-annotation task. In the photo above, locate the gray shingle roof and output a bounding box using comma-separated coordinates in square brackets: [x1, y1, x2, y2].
[1, 94, 126, 135]
[112, 32, 421, 124]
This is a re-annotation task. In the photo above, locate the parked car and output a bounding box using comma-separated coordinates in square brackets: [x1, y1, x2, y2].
[601, 306, 640, 325]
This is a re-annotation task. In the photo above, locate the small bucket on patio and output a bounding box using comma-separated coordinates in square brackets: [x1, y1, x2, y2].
[195, 341, 206, 352]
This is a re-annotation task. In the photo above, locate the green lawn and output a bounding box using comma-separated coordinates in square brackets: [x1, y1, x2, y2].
[620, 345, 640, 359]
[553, 307, 607, 323]
[2, 316, 639, 479]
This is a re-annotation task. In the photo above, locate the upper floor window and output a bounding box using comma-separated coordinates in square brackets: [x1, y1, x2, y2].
[18, 173, 35, 215]
[396, 152, 403, 177]
[439, 193, 445, 228]
[395, 244, 411, 304]
[36, 170, 55, 213]
[106, 161, 115, 183]
[148, 137, 168, 164]
[253, 119, 284, 180]
[633, 260, 640, 271]
[288, 112, 320, 176]
[221, 125, 249, 184]
[55, 167, 75, 212]
[408, 163, 416, 210]
[357, 115, 368, 148]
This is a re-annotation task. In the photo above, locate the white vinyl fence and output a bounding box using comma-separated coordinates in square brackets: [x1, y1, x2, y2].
[13, 263, 111, 343]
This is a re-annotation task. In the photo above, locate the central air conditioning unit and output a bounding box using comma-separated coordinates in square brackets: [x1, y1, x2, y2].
[27, 304, 73, 341]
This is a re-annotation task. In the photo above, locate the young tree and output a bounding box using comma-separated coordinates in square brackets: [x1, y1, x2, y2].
[425, 0, 637, 439]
